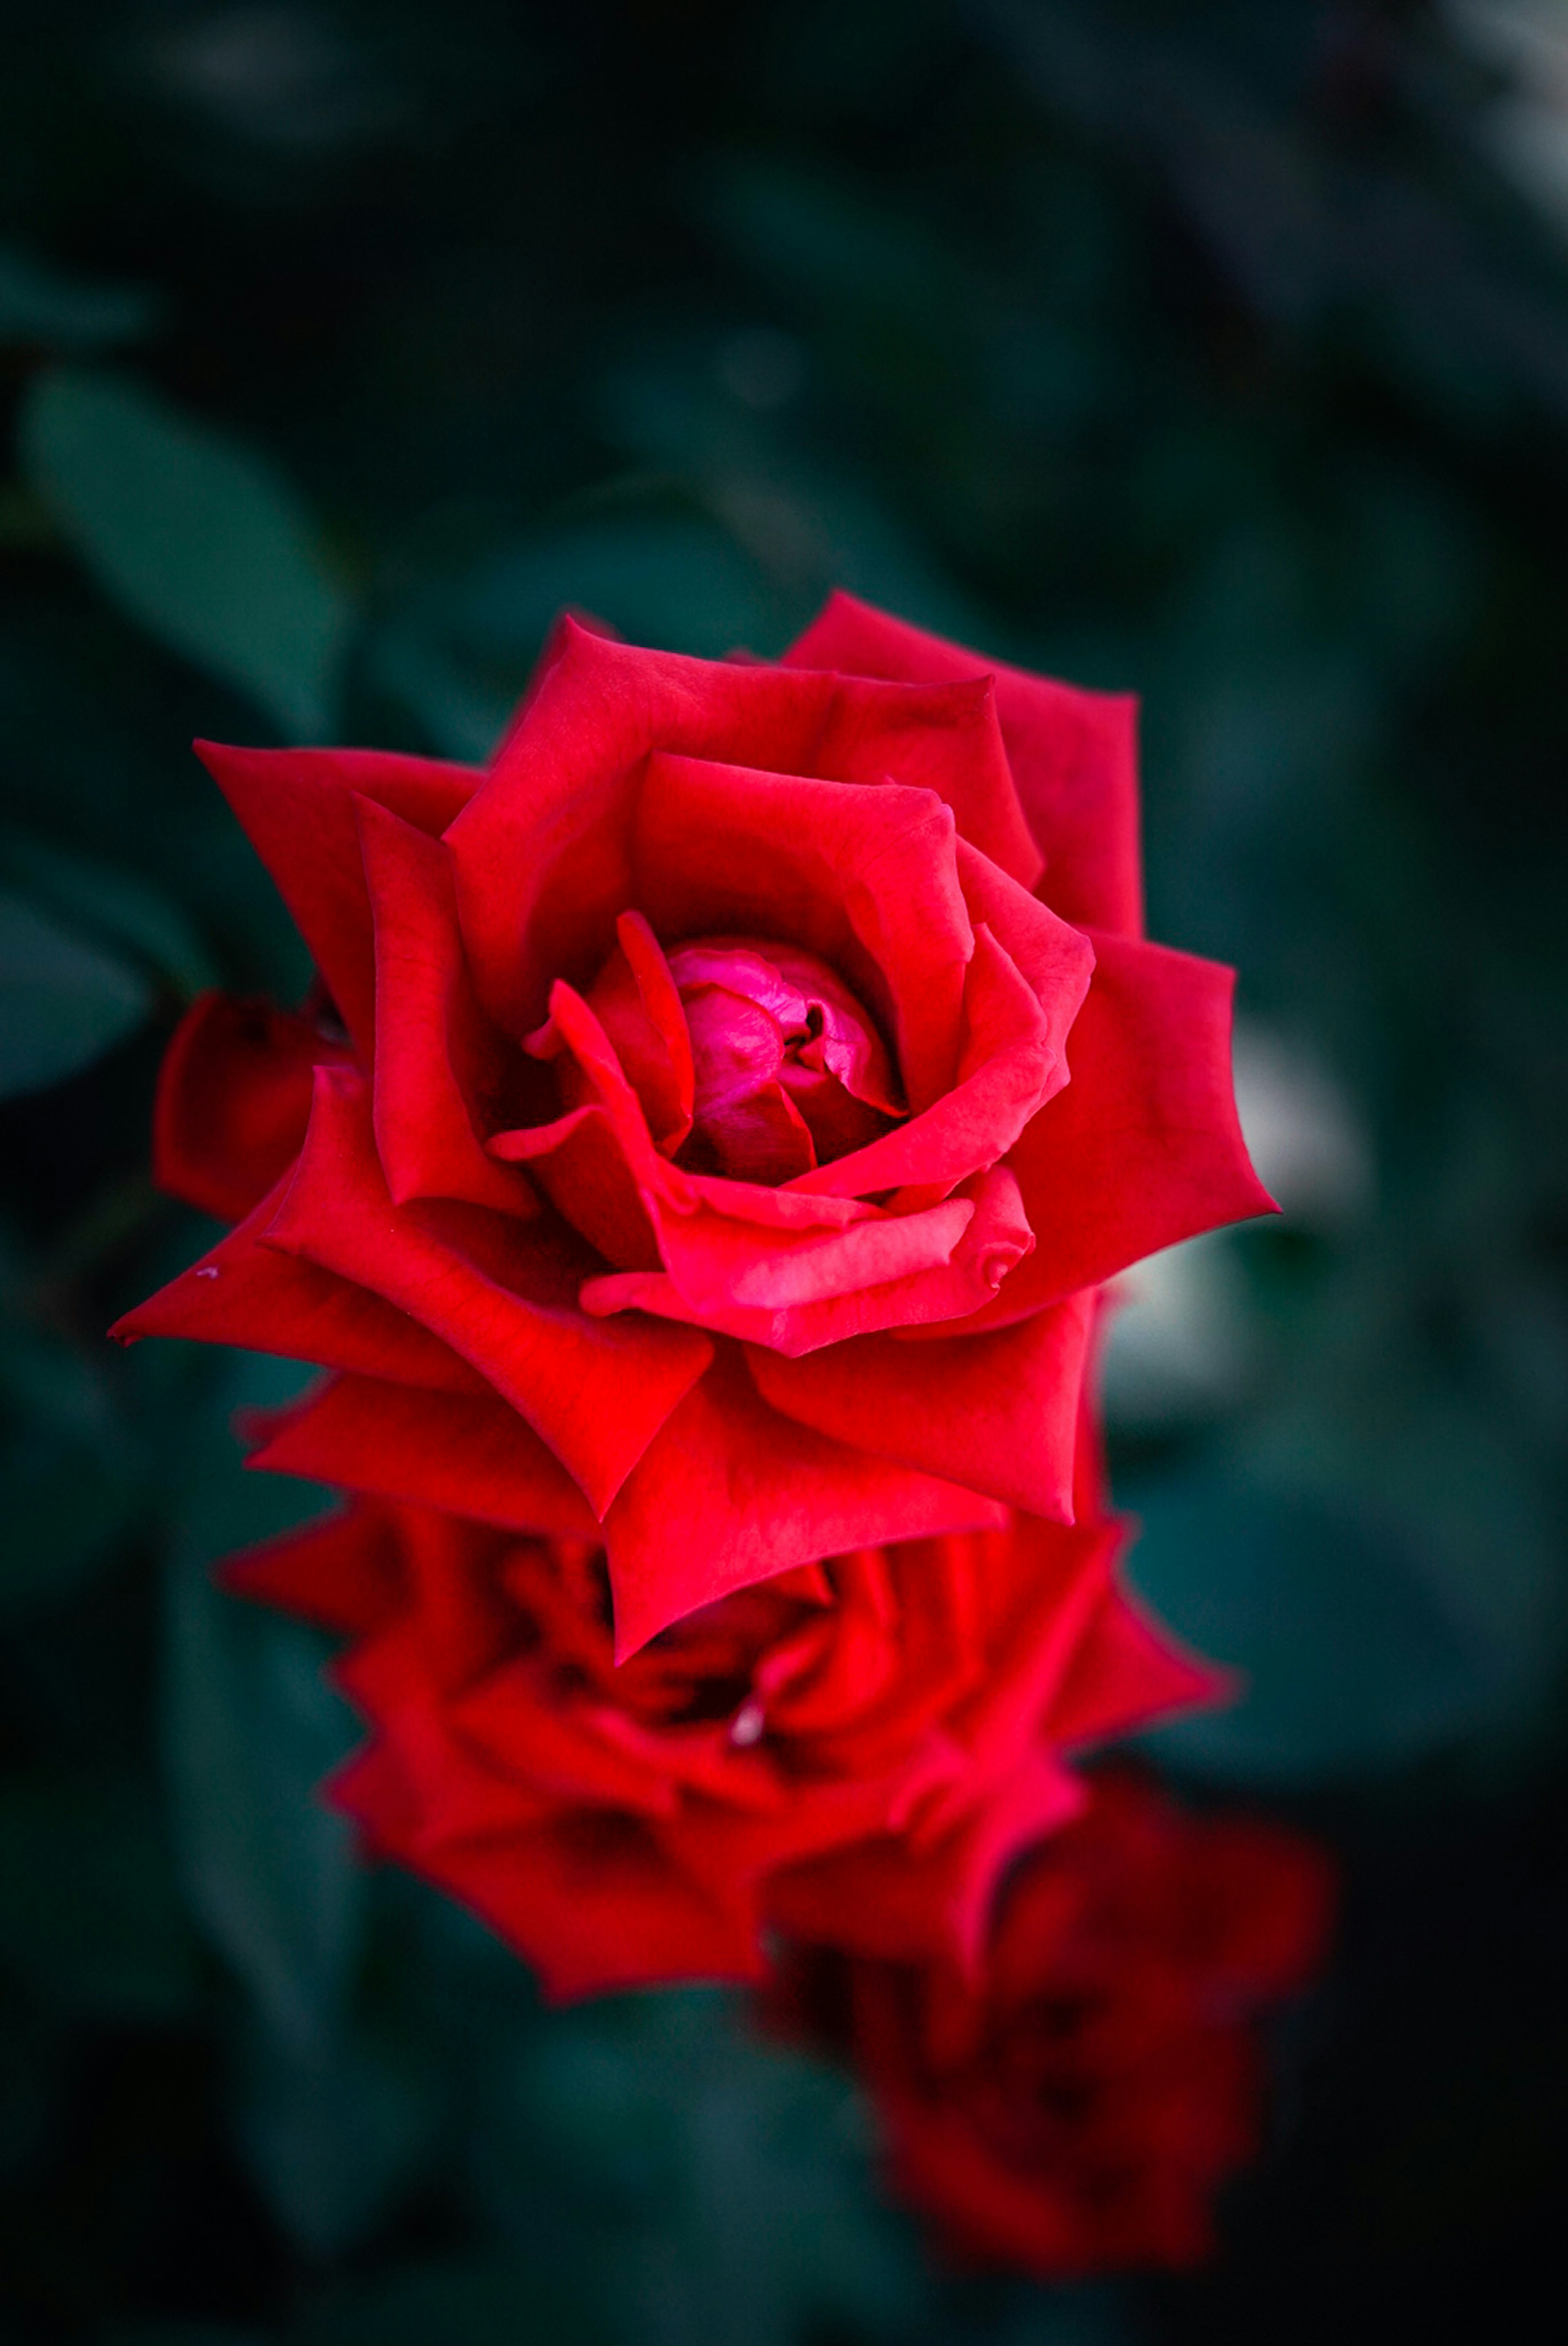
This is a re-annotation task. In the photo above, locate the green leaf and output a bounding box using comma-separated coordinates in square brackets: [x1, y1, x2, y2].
[95, 2330, 268, 2346]
[0, 1999, 65, 2191]
[297, 2258, 597, 2346]
[1125, 1478, 1488, 1784]
[0, 1776, 201, 2019]
[0, 1433, 140, 1611]
[163, 1525, 361, 2051]
[455, 516, 784, 664]
[0, 888, 151, 1098]
[158, 1347, 333, 1564]
[0, 244, 163, 351]
[0, 827, 217, 996]
[234, 2017, 434, 2257]
[19, 367, 353, 739]
[481, 1990, 920, 2346]
[368, 627, 509, 764]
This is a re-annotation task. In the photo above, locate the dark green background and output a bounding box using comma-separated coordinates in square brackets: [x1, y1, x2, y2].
[2, 3, 1566, 2340]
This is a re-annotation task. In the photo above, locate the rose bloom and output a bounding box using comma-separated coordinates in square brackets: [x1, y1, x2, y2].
[774, 1773, 1333, 2277]
[115, 593, 1270, 1653]
[223, 1453, 1219, 1996]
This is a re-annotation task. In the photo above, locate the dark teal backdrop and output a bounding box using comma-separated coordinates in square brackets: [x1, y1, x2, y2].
[1, 4, 1565, 2341]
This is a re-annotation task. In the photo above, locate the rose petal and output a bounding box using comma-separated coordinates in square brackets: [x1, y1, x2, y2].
[521, 979, 690, 1205]
[915, 930, 1276, 1334]
[446, 621, 845, 1032]
[784, 590, 1144, 936]
[584, 1164, 1033, 1355]
[677, 980, 817, 1180]
[676, 1175, 874, 1233]
[152, 990, 345, 1224]
[329, 1655, 541, 1849]
[764, 1753, 1086, 1969]
[503, 977, 691, 1259]
[912, 1524, 1114, 1828]
[448, 620, 1043, 1040]
[265, 1066, 711, 1513]
[748, 1290, 1096, 1521]
[783, 918, 1087, 1200]
[218, 1504, 403, 1637]
[449, 1664, 685, 1818]
[589, 909, 695, 1152]
[489, 1102, 661, 1269]
[356, 795, 535, 1212]
[335, 1798, 768, 2003]
[245, 1371, 599, 1537]
[806, 668, 1044, 892]
[668, 939, 902, 1117]
[1049, 1569, 1231, 1748]
[602, 1352, 1009, 1659]
[109, 1177, 488, 1393]
[196, 740, 480, 1052]
[632, 752, 973, 1115]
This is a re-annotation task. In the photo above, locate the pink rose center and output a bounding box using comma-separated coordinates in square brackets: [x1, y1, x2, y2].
[586, 932, 904, 1185]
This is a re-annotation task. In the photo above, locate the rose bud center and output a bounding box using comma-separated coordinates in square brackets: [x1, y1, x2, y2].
[585, 930, 904, 1185]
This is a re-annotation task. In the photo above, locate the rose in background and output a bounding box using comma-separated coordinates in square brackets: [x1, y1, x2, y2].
[771, 1772, 1334, 2278]
[220, 1481, 1219, 1998]
[114, 593, 1272, 1658]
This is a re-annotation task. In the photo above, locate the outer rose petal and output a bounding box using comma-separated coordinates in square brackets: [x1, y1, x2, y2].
[862, 2045, 1197, 2279]
[265, 1066, 711, 1514]
[1051, 1574, 1232, 1750]
[922, 1522, 1118, 1804]
[355, 797, 534, 1213]
[245, 1372, 599, 1537]
[926, 930, 1276, 1335]
[784, 590, 1143, 937]
[808, 671, 1043, 891]
[331, 1649, 545, 1845]
[110, 1179, 488, 1394]
[445, 622, 843, 1033]
[764, 1754, 1087, 1969]
[219, 1506, 401, 1638]
[925, 1755, 1092, 1974]
[446, 621, 1035, 1048]
[196, 741, 481, 1052]
[748, 1290, 1096, 1522]
[602, 1353, 1009, 1659]
[152, 991, 346, 1224]
[333, 1784, 767, 2002]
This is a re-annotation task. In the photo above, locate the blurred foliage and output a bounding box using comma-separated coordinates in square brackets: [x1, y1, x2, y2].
[1, 1, 1566, 2340]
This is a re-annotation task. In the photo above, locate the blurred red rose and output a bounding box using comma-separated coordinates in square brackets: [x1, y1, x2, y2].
[776, 1773, 1333, 2277]
[223, 1491, 1219, 2000]
[115, 594, 1270, 1655]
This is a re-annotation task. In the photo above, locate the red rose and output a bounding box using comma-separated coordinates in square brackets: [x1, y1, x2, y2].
[779, 1773, 1333, 2277]
[116, 594, 1270, 1654]
[223, 1488, 1219, 2000]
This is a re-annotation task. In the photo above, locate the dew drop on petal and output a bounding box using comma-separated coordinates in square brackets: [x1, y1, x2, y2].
[730, 1698, 766, 1747]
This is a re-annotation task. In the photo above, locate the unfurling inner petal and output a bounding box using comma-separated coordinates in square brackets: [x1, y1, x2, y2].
[520, 923, 907, 1203]
[603, 934, 904, 1185]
